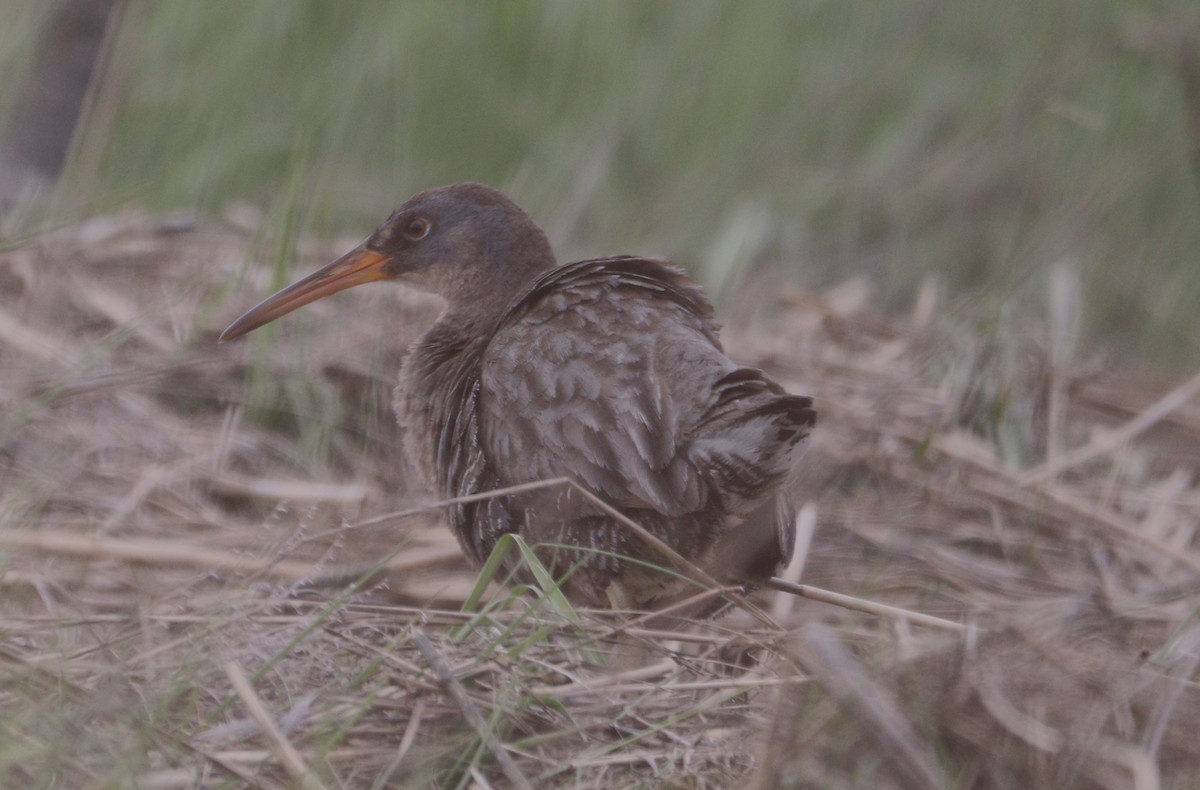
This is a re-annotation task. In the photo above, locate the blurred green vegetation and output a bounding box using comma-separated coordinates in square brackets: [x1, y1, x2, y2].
[3, 0, 1199, 369]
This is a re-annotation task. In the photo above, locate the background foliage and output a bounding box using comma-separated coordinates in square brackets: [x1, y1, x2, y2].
[3, 0, 1198, 367]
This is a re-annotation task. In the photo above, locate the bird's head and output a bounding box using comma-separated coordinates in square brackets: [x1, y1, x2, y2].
[219, 182, 555, 341]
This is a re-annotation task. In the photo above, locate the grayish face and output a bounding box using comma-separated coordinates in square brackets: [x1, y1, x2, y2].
[219, 183, 555, 342]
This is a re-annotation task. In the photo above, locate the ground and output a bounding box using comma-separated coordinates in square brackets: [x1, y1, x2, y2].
[2, 212, 1198, 787]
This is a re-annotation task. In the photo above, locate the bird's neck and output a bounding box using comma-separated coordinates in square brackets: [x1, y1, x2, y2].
[398, 309, 492, 498]
[400, 282, 535, 482]
[402, 308, 495, 432]
[414, 310, 492, 368]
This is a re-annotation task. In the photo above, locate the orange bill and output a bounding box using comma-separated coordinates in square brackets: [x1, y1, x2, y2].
[219, 244, 390, 341]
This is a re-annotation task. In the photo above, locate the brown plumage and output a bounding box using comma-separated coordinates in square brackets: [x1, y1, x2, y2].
[220, 183, 815, 611]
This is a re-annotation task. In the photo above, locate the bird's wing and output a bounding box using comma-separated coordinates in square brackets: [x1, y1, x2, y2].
[479, 257, 728, 516]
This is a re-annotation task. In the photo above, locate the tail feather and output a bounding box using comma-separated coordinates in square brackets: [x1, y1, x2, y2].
[691, 372, 816, 514]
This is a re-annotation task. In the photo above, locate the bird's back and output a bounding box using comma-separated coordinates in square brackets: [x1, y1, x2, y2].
[469, 257, 815, 609]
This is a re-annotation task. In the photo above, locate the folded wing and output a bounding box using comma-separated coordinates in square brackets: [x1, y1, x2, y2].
[480, 257, 815, 544]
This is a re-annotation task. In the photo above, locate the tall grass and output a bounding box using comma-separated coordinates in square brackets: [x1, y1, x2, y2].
[2, 0, 1198, 366]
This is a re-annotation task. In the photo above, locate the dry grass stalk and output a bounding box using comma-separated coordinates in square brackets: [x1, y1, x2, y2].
[414, 631, 534, 790]
[222, 660, 324, 789]
[1019, 367, 1200, 486]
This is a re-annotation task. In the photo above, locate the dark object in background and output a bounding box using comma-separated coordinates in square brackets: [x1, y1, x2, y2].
[220, 183, 816, 613]
[0, 0, 118, 208]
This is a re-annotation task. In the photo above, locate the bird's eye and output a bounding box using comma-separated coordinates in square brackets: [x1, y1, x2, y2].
[404, 217, 430, 241]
